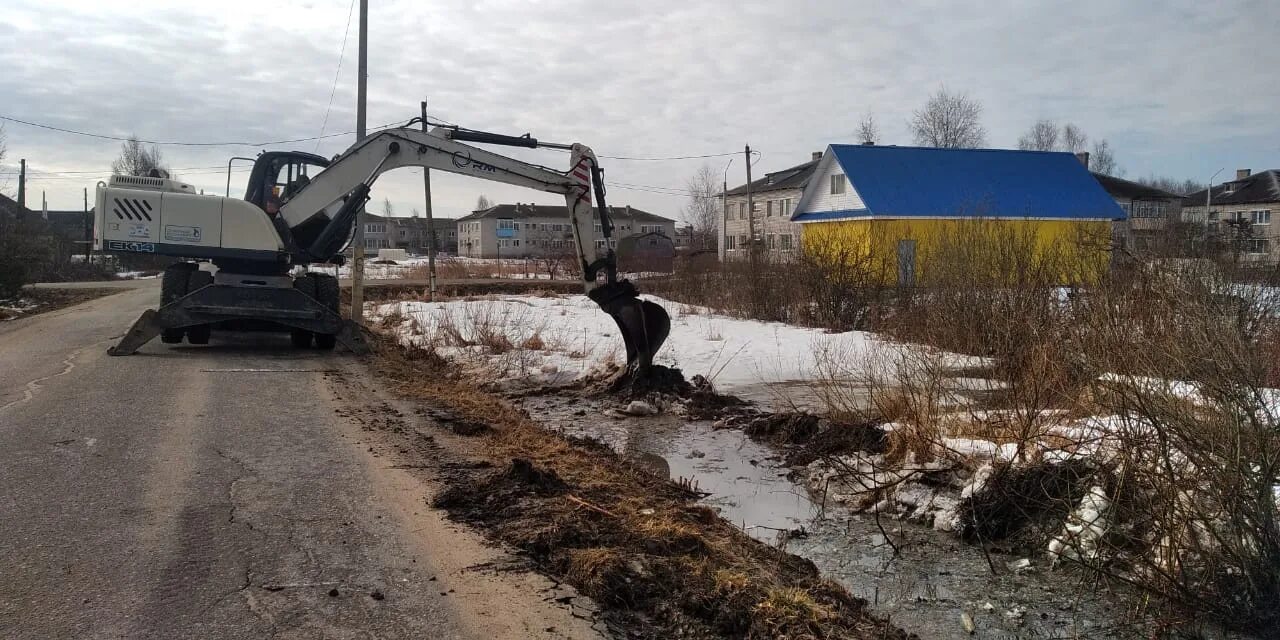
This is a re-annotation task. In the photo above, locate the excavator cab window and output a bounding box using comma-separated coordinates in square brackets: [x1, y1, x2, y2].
[243, 151, 331, 209]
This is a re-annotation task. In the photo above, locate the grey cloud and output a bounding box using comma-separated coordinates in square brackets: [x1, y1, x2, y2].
[2, 0, 1277, 215]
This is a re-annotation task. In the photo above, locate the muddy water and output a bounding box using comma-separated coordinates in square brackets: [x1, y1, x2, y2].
[519, 393, 1170, 640]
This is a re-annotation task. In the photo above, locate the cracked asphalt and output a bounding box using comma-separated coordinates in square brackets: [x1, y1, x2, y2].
[0, 284, 600, 640]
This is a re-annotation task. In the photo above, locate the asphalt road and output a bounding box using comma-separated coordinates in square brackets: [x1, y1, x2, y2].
[0, 287, 599, 639]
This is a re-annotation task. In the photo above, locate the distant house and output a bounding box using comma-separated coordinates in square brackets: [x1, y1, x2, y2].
[791, 145, 1125, 285]
[1182, 169, 1280, 263]
[616, 231, 676, 273]
[723, 154, 820, 256]
[456, 203, 675, 259]
[359, 214, 460, 255]
[1090, 172, 1183, 255]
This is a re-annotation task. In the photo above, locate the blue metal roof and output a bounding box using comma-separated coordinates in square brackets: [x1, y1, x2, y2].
[822, 145, 1126, 220]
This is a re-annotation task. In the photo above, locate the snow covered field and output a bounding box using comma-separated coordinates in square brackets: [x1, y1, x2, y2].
[370, 293, 895, 392]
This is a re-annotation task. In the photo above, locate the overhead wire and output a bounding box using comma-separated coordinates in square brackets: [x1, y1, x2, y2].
[314, 0, 357, 153]
[0, 114, 407, 147]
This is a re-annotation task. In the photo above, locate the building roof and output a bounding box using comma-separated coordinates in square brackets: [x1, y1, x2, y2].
[794, 145, 1125, 222]
[725, 159, 819, 197]
[365, 213, 459, 226]
[1182, 170, 1280, 208]
[1091, 173, 1181, 201]
[457, 203, 672, 223]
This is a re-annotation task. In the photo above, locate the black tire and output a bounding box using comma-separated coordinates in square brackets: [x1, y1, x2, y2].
[290, 275, 318, 348]
[185, 270, 214, 345]
[310, 273, 340, 350]
[160, 263, 196, 344]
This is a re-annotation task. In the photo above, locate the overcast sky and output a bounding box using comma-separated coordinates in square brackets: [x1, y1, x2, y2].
[1, 0, 1277, 219]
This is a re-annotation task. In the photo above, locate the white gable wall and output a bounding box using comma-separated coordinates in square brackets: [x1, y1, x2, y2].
[795, 150, 866, 216]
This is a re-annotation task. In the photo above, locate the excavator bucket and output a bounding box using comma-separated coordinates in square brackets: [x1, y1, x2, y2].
[589, 281, 671, 374]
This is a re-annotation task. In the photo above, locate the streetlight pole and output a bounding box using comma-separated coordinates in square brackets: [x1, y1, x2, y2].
[719, 158, 733, 262]
[350, 0, 369, 324]
[1207, 167, 1223, 255]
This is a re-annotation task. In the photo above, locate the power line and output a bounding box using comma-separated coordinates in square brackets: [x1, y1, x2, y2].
[314, 0, 358, 153]
[602, 151, 742, 161]
[0, 114, 405, 147]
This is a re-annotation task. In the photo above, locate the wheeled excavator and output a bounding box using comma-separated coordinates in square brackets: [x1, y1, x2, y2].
[96, 120, 671, 374]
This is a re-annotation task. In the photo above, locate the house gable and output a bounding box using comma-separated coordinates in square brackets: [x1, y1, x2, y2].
[791, 147, 870, 222]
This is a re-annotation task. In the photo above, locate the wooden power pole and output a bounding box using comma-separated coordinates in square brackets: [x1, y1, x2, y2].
[349, 0, 369, 324]
[17, 159, 26, 213]
[421, 99, 437, 301]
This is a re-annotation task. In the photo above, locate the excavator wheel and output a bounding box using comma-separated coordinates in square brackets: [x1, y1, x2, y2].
[310, 273, 340, 351]
[159, 263, 196, 344]
[184, 270, 215, 345]
[290, 276, 317, 348]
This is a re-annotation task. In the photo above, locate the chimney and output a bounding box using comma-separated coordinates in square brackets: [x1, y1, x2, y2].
[625, 205, 632, 217]
[811, 151, 822, 161]
[1075, 152, 1090, 170]
[1237, 169, 1251, 180]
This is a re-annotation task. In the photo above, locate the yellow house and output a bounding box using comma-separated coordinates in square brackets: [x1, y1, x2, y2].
[791, 145, 1126, 286]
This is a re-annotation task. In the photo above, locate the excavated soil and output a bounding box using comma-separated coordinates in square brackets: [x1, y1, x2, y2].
[368, 335, 915, 640]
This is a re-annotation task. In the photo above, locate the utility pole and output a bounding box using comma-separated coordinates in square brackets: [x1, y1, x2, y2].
[349, 0, 369, 324]
[16, 159, 26, 214]
[421, 99, 438, 301]
[744, 145, 755, 255]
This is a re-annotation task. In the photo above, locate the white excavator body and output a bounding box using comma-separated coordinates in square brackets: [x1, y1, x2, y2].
[98, 120, 670, 374]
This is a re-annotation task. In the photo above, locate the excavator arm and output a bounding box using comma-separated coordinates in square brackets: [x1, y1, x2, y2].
[279, 124, 670, 375]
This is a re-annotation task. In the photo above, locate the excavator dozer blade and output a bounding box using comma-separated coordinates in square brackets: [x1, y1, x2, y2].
[589, 281, 671, 375]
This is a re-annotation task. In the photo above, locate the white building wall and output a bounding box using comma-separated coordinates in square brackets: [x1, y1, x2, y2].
[804, 154, 866, 213]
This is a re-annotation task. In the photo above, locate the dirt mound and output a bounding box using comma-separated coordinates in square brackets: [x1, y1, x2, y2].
[721, 411, 888, 466]
[958, 459, 1096, 551]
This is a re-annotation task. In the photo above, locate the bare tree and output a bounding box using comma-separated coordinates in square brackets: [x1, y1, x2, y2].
[410, 207, 420, 218]
[381, 197, 395, 217]
[1137, 175, 1203, 196]
[909, 87, 987, 149]
[111, 136, 168, 177]
[1017, 119, 1060, 151]
[681, 164, 720, 250]
[475, 195, 493, 211]
[1061, 123, 1088, 154]
[1090, 139, 1120, 176]
[857, 114, 879, 145]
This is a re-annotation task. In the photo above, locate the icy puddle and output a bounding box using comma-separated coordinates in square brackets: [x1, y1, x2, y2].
[520, 393, 1179, 640]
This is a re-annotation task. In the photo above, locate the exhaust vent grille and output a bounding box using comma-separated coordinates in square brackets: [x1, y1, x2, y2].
[113, 197, 154, 221]
[109, 175, 165, 189]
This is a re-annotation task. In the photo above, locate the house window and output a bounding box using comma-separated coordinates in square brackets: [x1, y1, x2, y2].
[766, 200, 774, 217]
[497, 219, 515, 230]
[738, 203, 746, 219]
[513, 239, 520, 247]
[726, 235, 737, 250]
[593, 223, 602, 233]
[830, 174, 846, 195]
[1247, 238, 1270, 254]
[766, 233, 776, 250]
[399, 229, 408, 238]
[780, 234, 794, 251]
[1133, 201, 1166, 218]
[1252, 210, 1271, 226]
[783, 198, 793, 217]
[364, 238, 379, 250]
[365, 223, 386, 234]
[738, 235, 748, 248]
[640, 224, 664, 234]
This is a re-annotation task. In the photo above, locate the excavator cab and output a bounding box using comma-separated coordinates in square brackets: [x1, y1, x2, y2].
[244, 151, 331, 208]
